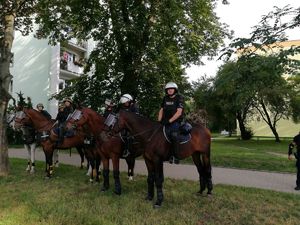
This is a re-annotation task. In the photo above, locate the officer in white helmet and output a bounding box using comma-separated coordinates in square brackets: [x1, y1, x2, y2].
[119, 94, 139, 113]
[119, 93, 139, 157]
[158, 82, 184, 164]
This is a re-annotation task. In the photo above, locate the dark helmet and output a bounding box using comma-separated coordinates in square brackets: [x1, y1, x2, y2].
[36, 103, 44, 109]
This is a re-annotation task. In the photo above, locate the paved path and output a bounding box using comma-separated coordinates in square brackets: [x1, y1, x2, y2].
[8, 148, 299, 195]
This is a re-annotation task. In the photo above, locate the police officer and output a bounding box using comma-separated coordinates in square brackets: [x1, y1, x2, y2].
[119, 94, 138, 157]
[158, 82, 184, 164]
[119, 94, 139, 113]
[55, 98, 73, 144]
[36, 103, 52, 120]
[103, 99, 115, 118]
[288, 131, 300, 190]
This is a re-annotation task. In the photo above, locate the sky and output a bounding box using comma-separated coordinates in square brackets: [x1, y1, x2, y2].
[186, 0, 300, 82]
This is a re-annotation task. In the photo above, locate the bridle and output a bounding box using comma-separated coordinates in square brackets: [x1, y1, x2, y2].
[110, 113, 162, 142]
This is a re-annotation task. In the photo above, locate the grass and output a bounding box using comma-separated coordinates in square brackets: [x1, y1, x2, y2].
[0, 158, 300, 225]
[182, 136, 296, 173]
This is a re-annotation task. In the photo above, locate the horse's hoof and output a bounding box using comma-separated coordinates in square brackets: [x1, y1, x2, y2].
[89, 179, 93, 183]
[207, 193, 213, 198]
[145, 196, 153, 201]
[114, 190, 121, 195]
[100, 187, 108, 192]
[128, 176, 134, 181]
[153, 202, 162, 209]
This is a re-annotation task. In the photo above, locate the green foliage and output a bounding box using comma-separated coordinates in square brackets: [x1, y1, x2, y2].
[35, 0, 229, 117]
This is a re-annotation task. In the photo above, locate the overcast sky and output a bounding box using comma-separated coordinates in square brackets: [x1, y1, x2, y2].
[186, 0, 300, 82]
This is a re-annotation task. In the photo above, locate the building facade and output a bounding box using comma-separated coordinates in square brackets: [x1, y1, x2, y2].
[10, 31, 94, 118]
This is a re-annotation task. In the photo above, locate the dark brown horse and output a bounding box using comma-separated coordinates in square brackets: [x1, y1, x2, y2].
[112, 110, 212, 208]
[14, 108, 85, 177]
[66, 107, 142, 195]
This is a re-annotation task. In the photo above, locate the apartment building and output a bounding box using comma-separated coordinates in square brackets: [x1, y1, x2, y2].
[10, 31, 94, 118]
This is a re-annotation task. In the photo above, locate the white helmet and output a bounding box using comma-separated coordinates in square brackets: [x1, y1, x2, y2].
[165, 82, 178, 90]
[119, 94, 133, 104]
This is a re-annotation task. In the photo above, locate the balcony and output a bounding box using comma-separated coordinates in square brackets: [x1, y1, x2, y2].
[67, 38, 87, 53]
[60, 59, 84, 80]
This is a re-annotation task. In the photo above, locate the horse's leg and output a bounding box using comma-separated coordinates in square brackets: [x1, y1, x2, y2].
[88, 158, 95, 183]
[125, 156, 135, 181]
[76, 146, 85, 169]
[95, 156, 101, 183]
[112, 156, 121, 195]
[192, 152, 205, 194]
[44, 148, 54, 178]
[202, 152, 213, 195]
[24, 144, 31, 172]
[53, 149, 59, 167]
[101, 158, 110, 192]
[30, 142, 36, 174]
[154, 160, 164, 208]
[144, 158, 155, 201]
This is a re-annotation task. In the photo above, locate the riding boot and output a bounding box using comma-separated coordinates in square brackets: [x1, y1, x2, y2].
[101, 169, 109, 192]
[173, 141, 180, 164]
[57, 125, 65, 145]
[113, 170, 122, 195]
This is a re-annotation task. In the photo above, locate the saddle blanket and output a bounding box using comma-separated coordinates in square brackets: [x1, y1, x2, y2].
[163, 125, 191, 144]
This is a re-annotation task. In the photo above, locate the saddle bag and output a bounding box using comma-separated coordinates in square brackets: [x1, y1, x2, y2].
[180, 122, 192, 135]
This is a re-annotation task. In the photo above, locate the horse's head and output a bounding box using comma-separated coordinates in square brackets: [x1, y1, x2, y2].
[65, 109, 86, 130]
[14, 108, 32, 130]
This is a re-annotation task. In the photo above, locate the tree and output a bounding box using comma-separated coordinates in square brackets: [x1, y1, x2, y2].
[214, 61, 255, 139]
[35, 0, 229, 117]
[0, 0, 38, 176]
[219, 4, 300, 142]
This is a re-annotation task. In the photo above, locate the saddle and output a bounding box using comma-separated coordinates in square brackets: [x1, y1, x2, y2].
[163, 122, 192, 144]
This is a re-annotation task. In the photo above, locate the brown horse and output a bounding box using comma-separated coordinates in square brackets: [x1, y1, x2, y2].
[66, 107, 142, 195]
[14, 108, 85, 177]
[112, 110, 212, 208]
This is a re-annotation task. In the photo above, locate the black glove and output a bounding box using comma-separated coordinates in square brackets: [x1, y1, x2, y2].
[161, 120, 170, 126]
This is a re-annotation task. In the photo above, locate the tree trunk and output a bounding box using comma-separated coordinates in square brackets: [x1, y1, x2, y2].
[236, 112, 248, 140]
[0, 14, 16, 176]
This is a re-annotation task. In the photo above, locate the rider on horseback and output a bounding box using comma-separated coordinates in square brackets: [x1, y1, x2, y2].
[36, 103, 52, 120]
[158, 82, 184, 164]
[55, 98, 74, 144]
[103, 99, 115, 118]
[119, 94, 139, 157]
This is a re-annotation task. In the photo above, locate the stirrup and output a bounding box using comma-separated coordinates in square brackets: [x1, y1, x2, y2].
[122, 150, 130, 158]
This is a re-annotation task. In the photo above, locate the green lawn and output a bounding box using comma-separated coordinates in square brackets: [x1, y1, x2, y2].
[182, 136, 296, 173]
[1, 158, 300, 225]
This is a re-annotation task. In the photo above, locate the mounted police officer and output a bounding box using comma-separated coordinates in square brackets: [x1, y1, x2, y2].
[288, 131, 300, 190]
[158, 82, 184, 164]
[55, 98, 74, 144]
[119, 94, 139, 157]
[36, 103, 52, 120]
[103, 99, 115, 118]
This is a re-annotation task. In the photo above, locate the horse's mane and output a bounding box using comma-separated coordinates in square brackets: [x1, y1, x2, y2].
[26, 108, 52, 122]
[122, 110, 161, 129]
[82, 107, 105, 123]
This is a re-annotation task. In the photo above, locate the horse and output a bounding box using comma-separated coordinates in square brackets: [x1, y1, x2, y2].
[7, 111, 36, 173]
[14, 107, 86, 177]
[65, 107, 142, 195]
[112, 110, 212, 208]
